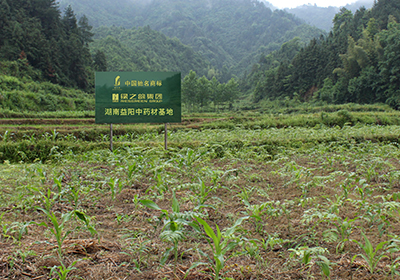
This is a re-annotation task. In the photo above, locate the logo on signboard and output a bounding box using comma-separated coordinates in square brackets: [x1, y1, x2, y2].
[115, 76, 121, 87]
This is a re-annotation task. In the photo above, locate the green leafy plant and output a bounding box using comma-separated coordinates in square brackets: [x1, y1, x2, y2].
[261, 233, 289, 252]
[49, 259, 81, 280]
[121, 238, 151, 272]
[37, 208, 96, 257]
[351, 232, 389, 274]
[140, 191, 195, 270]
[187, 216, 248, 280]
[317, 255, 336, 279]
[107, 177, 122, 201]
[289, 246, 325, 265]
[323, 216, 358, 253]
[14, 248, 37, 263]
[7, 221, 35, 241]
[191, 179, 220, 211]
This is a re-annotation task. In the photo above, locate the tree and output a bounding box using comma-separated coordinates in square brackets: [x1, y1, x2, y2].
[223, 78, 239, 109]
[378, 20, 400, 108]
[196, 76, 210, 110]
[62, 5, 78, 36]
[78, 15, 94, 46]
[210, 76, 221, 111]
[93, 50, 107, 71]
[182, 70, 199, 112]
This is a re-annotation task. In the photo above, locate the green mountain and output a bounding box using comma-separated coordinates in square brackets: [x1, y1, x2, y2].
[285, 0, 374, 31]
[59, 0, 325, 79]
[91, 25, 210, 77]
[248, 0, 400, 108]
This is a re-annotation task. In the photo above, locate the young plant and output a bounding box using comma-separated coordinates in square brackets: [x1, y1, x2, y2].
[37, 208, 96, 260]
[121, 238, 151, 272]
[351, 232, 389, 274]
[191, 179, 220, 211]
[261, 233, 289, 252]
[243, 201, 278, 234]
[107, 177, 122, 201]
[187, 216, 249, 280]
[7, 221, 35, 241]
[140, 191, 194, 270]
[14, 248, 37, 263]
[288, 246, 329, 271]
[323, 216, 358, 253]
[277, 200, 295, 234]
[317, 255, 336, 279]
[49, 259, 81, 280]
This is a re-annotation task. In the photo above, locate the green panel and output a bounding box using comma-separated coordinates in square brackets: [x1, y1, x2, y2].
[95, 72, 181, 123]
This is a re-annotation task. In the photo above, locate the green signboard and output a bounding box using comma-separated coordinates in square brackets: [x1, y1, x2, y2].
[95, 72, 181, 124]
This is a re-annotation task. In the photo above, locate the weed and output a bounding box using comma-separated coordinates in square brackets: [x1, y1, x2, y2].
[141, 191, 196, 271]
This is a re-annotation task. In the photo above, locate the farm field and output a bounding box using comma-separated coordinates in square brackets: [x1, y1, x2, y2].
[1, 108, 400, 279]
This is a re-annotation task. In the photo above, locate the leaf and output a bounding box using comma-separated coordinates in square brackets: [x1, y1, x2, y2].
[225, 216, 249, 236]
[222, 241, 238, 255]
[160, 247, 174, 265]
[140, 199, 162, 210]
[74, 210, 88, 225]
[184, 262, 209, 279]
[172, 191, 180, 213]
[169, 220, 178, 232]
[189, 221, 201, 233]
[195, 216, 219, 250]
[319, 261, 330, 277]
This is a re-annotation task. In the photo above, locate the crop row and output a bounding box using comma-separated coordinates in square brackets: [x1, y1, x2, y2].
[1, 132, 400, 279]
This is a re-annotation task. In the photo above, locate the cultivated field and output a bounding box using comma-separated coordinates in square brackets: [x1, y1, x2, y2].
[1, 108, 400, 279]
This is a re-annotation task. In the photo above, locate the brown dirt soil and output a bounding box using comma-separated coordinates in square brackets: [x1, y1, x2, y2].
[1, 147, 400, 279]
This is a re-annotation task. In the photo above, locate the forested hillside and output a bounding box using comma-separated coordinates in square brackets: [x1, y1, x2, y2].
[1, 0, 400, 113]
[0, 0, 96, 91]
[247, 0, 400, 109]
[59, 0, 325, 78]
[91, 26, 210, 78]
[286, 0, 374, 31]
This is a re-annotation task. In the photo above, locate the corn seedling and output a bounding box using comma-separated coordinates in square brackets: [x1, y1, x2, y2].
[49, 259, 81, 280]
[323, 216, 358, 253]
[107, 177, 122, 201]
[351, 232, 389, 274]
[175, 148, 206, 168]
[243, 201, 278, 234]
[261, 233, 289, 251]
[187, 216, 249, 280]
[7, 221, 35, 241]
[37, 208, 96, 261]
[191, 179, 220, 211]
[277, 200, 294, 234]
[14, 248, 37, 263]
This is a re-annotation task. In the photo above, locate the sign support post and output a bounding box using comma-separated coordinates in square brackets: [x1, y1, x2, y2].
[164, 123, 168, 150]
[110, 123, 113, 152]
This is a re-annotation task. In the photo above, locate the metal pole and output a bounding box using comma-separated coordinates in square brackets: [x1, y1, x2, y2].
[164, 123, 168, 150]
[110, 123, 113, 152]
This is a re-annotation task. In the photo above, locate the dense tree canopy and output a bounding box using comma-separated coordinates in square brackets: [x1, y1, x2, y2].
[59, 0, 325, 80]
[181, 70, 239, 112]
[2, 0, 400, 112]
[248, 0, 400, 108]
[90, 26, 210, 77]
[0, 0, 94, 90]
